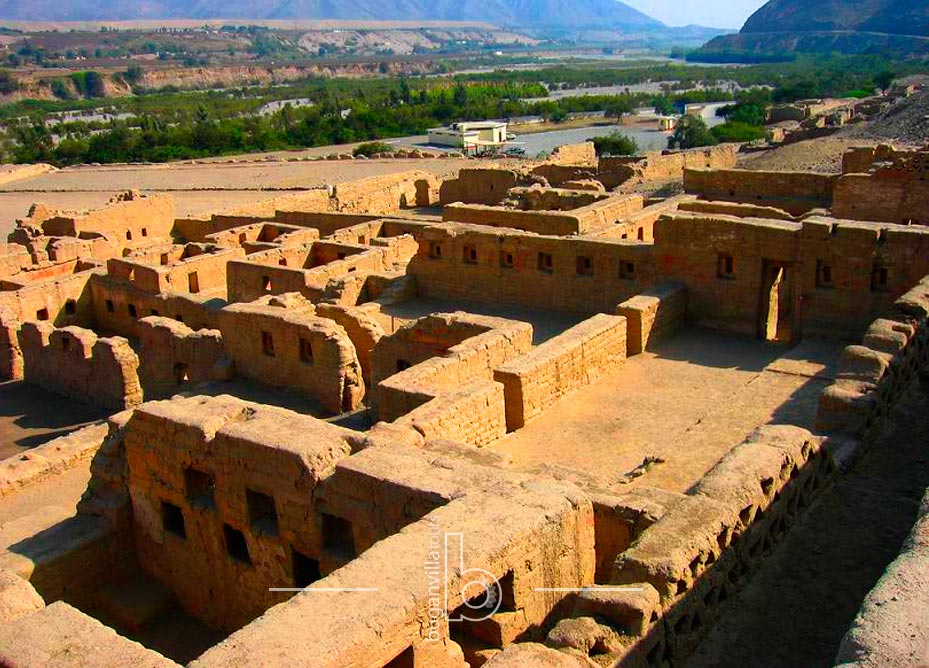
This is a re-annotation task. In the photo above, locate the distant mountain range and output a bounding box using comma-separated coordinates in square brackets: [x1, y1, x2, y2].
[0, 0, 663, 27]
[697, 0, 929, 58]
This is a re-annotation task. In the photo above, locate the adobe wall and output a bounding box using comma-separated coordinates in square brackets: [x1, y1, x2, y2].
[549, 141, 597, 167]
[616, 282, 687, 355]
[0, 308, 22, 380]
[314, 303, 384, 384]
[652, 213, 929, 338]
[840, 144, 919, 174]
[121, 396, 356, 631]
[494, 313, 628, 431]
[678, 200, 797, 222]
[529, 164, 598, 188]
[138, 317, 227, 398]
[219, 300, 364, 413]
[333, 170, 438, 213]
[386, 220, 653, 314]
[0, 244, 34, 278]
[683, 168, 837, 215]
[272, 211, 382, 236]
[36, 192, 175, 245]
[394, 379, 507, 446]
[833, 158, 929, 224]
[507, 186, 607, 211]
[442, 202, 591, 236]
[18, 322, 142, 410]
[599, 145, 739, 189]
[107, 246, 245, 297]
[0, 265, 101, 326]
[582, 194, 695, 242]
[439, 168, 524, 206]
[204, 222, 319, 250]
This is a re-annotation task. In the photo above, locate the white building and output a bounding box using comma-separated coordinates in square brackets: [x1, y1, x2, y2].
[427, 121, 508, 151]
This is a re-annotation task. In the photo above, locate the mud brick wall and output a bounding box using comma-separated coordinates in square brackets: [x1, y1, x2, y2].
[388, 221, 654, 314]
[817, 276, 929, 439]
[314, 303, 384, 384]
[122, 396, 355, 631]
[193, 474, 594, 668]
[373, 312, 533, 425]
[840, 144, 919, 174]
[442, 202, 590, 235]
[611, 425, 834, 666]
[18, 322, 142, 410]
[394, 379, 507, 446]
[440, 168, 524, 206]
[204, 222, 319, 249]
[582, 195, 694, 242]
[797, 217, 929, 338]
[138, 317, 227, 398]
[833, 169, 929, 224]
[219, 302, 364, 413]
[508, 186, 607, 211]
[39, 193, 175, 244]
[0, 266, 100, 326]
[529, 164, 598, 188]
[598, 145, 739, 189]
[90, 275, 224, 340]
[684, 168, 837, 215]
[0, 309, 22, 380]
[108, 247, 245, 297]
[494, 313, 628, 431]
[334, 170, 437, 213]
[616, 282, 687, 355]
[549, 141, 597, 166]
[272, 211, 382, 235]
[0, 244, 33, 278]
[678, 199, 797, 221]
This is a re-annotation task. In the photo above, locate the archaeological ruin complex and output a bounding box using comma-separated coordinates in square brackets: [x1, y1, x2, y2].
[1, 141, 928, 668]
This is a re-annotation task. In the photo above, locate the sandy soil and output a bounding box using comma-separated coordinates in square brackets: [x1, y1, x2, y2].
[686, 380, 929, 668]
[489, 327, 841, 493]
[736, 137, 877, 174]
[0, 157, 474, 235]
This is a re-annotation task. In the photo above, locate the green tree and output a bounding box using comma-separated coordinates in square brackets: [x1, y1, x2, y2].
[604, 97, 635, 119]
[652, 96, 674, 116]
[874, 70, 895, 93]
[591, 131, 639, 156]
[668, 115, 718, 150]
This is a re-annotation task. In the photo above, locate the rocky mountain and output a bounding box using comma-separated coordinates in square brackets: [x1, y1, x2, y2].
[696, 0, 929, 58]
[0, 0, 662, 27]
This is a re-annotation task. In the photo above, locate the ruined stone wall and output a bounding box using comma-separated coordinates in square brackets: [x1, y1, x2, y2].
[494, 313, 628, 431]
[616, 282, 687, 355]
[138, 317, 227, 398]
[684, 168, 837, 215]
[19, 322, 142, 410]
[219, 301, 364, 413]
[386, 220, 653, 314]
[122, 396, 355, 631]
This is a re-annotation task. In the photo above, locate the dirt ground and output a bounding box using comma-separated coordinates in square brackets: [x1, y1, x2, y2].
[685, 380, 929, 668]
[489, 327, 841, 493]
[736, 137, 876, 174]
[0, 157, 474, 235]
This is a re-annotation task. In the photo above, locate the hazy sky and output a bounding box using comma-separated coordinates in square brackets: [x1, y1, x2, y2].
[623, 0, 767, 28]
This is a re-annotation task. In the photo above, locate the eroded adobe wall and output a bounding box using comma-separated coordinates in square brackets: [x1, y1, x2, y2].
[599, 145, 739, 189]
[439, 168, 524, 206]
[833, 157, 929, 224]
[494, 313, 628, 431]
[0, 308, 23, 380]
[0, 266, 101, 326]
[684, 168, 837, 215]
[0, 244, 34, 278]
[616, 282, 687, 355]
[334, 170, 438, 213]
[39, 192, 175, 245]
[388, 221, 653, 314]
[314, 303, 384, 384]
[138, 317, 227, 398]
[219, 302, 364, 413]
[442, 203, 588, 235]
[19, 322, 142, 410]
[678, 200, 797, 222]
[122, 396, 355, 631]
[549, 141, 597, 167]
